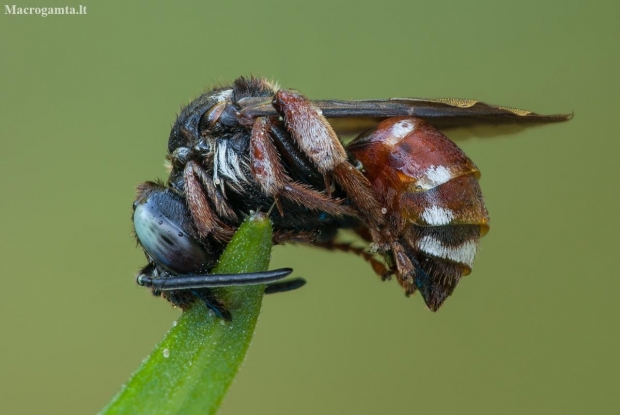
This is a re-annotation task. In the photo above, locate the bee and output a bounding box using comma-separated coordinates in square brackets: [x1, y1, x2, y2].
[132, 76, 570, 318]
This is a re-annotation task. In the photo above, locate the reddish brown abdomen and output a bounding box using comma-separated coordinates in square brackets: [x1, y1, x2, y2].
[347, 117, 490, 310]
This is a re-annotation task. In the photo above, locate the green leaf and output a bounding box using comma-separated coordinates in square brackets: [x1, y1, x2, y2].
[100, 212, 273, 415]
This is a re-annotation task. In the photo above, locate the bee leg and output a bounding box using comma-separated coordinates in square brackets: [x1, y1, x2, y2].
[183, 161, 235, 241]
[390, 242, 417, 295]
[272, 230, 320, 245]
[264, 278, 307, 294]
[272, 90, 386, 235]
[191, 289, 232, 321]
[314, 241, 394, 281]
[187, 160, 238, 222]
[249, 117, 357, 217]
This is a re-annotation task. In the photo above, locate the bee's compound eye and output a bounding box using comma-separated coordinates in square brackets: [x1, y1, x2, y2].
[133, 198, 208, 275]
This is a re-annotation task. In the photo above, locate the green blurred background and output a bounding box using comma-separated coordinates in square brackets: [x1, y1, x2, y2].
[1, 1, 618, 414]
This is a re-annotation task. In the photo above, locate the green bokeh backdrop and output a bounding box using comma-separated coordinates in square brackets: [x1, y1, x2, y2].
[1, 1, 618, 414]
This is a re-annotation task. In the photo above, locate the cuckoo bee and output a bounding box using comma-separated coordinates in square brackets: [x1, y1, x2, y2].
[132, 76, 570, 319]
